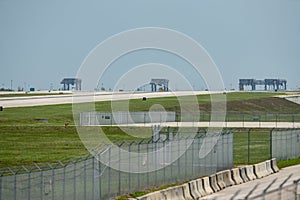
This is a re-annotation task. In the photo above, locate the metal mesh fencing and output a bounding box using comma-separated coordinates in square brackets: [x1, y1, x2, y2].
[172, 111, 300, 124]
[272, 129, 300, 160]
[79, 111, 300, 127]
[79, 111, 176, 126]
[233, 128, 300, 165]
[0, 131, 233, 200]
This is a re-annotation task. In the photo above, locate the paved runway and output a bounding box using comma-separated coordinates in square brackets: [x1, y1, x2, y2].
[0, 91, 223, 108]
[200, 164, 300, 200]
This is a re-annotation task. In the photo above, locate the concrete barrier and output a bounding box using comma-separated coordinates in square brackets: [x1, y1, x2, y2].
[245, 165, 256, 181]
[239, 167, 250, 182]
[231, 168, 243, 185]
[216, 171, 226, 190]
[254, 161, 268, 178]
[265, 160, 274, 175]
[182, 183, 194, 200]
[189, 180, 202, 199]
[271, 158, 279, 173]
[222, 170, 235, 187]
[161, 185, 185, 200]
[196, 178, 207, 196]
[137, 159, 280, 200]
[253, 163, 263, 178]
[136, 190, 165, 200]
[202, 176, 214, 195]
[209, 174, 221, 192]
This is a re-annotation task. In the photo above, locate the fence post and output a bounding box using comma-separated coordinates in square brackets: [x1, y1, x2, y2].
[98, 154, 102, 199]
[13, 170, 16, 200]
[108, 146, 111, 198]
[137, 140, 142, 191]
[118, 143, 122, 196]
[248, 129, 251, 164]
[84, 159, 87, 200]
[27, 167, 30, 200]
[38, 166, 43, 200]
[191, 137, 195, 178]
[128, 142, 132, 194]
[73, 161, 76, 200]
[162, 140, 166, 185]
[177, 137, 180, 181]
[62, 165, 65, 200]
[0, 174, 2, 200]
[51, 165, 55, 200]
[91, 157, 94, 200]
[270, 129, 273, 159]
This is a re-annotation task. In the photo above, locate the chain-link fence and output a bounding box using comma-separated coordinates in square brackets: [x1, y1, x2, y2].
[79, 111, 300, 127]
[272, 129, 300, 160]
[79, 112, 176, 126]
[0, 131, 233, 200]
[234, 128, 300, 164]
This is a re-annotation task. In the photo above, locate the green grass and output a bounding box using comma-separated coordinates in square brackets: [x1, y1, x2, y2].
[0, 104, 74, 125]
[0, 126, 87, 168]
[1, 91, 300, 168]
[233, 129, 271, 165]
[277, 157, 300, 169]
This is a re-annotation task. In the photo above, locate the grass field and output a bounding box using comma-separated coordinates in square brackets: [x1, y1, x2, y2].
[0, 91, 300, 168]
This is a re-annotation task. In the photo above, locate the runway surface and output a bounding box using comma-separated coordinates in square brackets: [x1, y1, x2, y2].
[0, 91, 224, 108]
[201, 164, 300, 200]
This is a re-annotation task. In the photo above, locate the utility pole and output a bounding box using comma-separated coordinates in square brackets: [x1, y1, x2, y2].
[10, 80, 13, 91]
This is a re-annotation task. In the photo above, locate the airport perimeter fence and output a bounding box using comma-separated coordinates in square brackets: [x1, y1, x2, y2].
[79, 111, 300, 127]
[185, 111, 300, 123]
[79, 111, 176, 126]
[234, 128, 300, 164]
[0, 131, 233, 200]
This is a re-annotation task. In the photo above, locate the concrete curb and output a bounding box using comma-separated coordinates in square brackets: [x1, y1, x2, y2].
[202, 177, 214, 195]
[182, 183, 194, 200]
[189, 180, 202, 199]
[271, 158, 279, 173]
[216, 171, 227, 190]
[245, 165, 256, 181]
[266, 160, 274, 175]
[240, 167, 250, 182]
[231, 168, 244, 185]
[254, 162, 268, 178]
[209, 174, 221, 193]
[196, 178, 207, 196]
[161, 185, 185, 200]
[222, 170, 235, 187]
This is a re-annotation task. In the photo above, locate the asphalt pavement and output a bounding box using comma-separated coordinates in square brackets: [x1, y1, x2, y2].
[200, 164, 300, 200]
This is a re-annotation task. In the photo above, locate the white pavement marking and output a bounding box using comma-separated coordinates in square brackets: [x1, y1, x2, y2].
[201, 164, 300, 200]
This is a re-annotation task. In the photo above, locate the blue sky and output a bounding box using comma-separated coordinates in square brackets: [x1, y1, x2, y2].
[0, 0, 300, 91]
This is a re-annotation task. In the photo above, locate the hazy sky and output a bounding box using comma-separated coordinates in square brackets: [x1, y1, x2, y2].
[0, 0, 300, 91]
